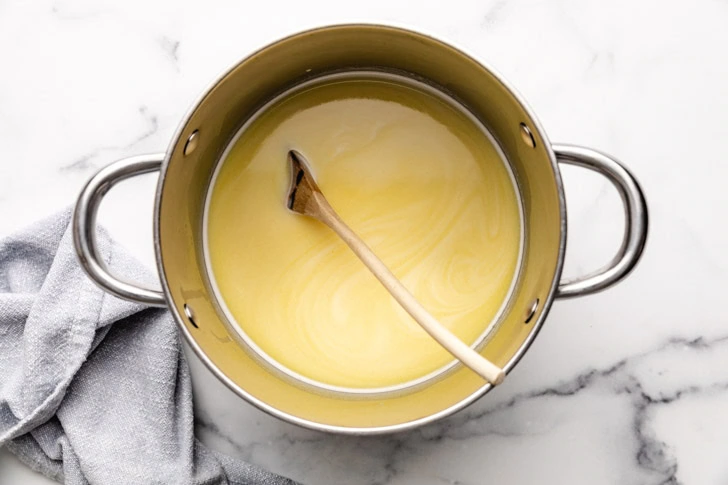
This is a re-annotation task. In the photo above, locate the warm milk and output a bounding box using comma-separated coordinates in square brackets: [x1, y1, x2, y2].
[205, 73, 522, 390]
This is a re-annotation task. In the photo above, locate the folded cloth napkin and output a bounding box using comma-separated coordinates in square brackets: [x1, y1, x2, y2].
[0, 208, 296, 485]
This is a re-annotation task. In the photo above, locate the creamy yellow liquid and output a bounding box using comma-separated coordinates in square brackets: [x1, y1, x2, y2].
[206, 74, 522, 390]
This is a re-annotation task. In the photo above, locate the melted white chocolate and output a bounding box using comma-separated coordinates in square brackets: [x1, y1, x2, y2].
[205, 75, 522, 390]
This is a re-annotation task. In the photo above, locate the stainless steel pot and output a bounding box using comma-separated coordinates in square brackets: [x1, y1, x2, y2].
[73, 24, 648, 434]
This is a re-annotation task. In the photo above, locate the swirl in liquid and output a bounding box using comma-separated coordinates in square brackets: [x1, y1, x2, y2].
[206, 76, 522, 390]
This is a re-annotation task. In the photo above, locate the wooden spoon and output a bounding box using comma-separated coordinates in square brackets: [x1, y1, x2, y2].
[285, 150, 505, 386]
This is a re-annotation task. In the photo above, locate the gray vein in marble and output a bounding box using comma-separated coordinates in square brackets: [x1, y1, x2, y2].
[195, 412, 253, 460]
[50, 1, 109, 20]
[60, 106, 159, 172]
[196, 334, 728, 484]
[434, 478, 471, 485]
[552, 0, 620, 79]
[196, 408, 330, 465]
[630, 378, 679, 484]
[374, 439, 405, 485]
[481, 0, 507, 27]
[672, 215, 728, 272]
[158, 36, 181, 69]
[586, 52, 616, 77]
[553, 1, 600, 58]
[423, 335, 728, 484]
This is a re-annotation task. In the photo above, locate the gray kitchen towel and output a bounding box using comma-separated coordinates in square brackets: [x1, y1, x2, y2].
[0, 208, 297, 485]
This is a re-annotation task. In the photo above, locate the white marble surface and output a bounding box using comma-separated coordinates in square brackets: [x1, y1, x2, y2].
[1, 0, 728, 483]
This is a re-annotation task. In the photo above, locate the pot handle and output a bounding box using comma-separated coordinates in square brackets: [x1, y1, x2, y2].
[553, 144, 648, 299]
[72, 154, 167, 307]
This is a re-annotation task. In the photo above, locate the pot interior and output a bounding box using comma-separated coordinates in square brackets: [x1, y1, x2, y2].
[156, 24, 564, 433]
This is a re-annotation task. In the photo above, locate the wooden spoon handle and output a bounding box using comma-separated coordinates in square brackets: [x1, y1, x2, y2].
[313, 192, 505, 386]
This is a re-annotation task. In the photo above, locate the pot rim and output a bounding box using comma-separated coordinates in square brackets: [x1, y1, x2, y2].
[153, 22, 568, 435]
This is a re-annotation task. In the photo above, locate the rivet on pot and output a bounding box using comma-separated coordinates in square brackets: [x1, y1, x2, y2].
[184, 130, 199, 156]
[524, 298, 539, 324]
[184, 303, 199, 328]
[519, 123, 536, 148]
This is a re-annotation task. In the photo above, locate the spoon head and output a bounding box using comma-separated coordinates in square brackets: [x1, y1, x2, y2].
[286, 150, 322, 216]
